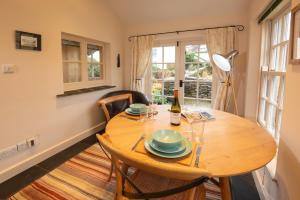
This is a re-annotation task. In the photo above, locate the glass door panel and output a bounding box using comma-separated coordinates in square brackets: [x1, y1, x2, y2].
[151, 45, 176, 104]
[151, 42, 212, 108]
[180, 43, 212, 108]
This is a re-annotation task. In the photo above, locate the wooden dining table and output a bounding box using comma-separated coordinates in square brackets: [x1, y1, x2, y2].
[105, 105, 276, 200]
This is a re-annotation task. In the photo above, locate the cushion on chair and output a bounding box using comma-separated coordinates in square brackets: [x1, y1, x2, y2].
[101, 90, 149, 119]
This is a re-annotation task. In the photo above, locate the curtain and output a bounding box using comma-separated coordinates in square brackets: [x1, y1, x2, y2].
[130, 36, 154, 97]
[206, 27, 236, 111]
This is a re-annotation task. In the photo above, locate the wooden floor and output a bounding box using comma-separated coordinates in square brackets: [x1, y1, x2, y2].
[0, 132, 260, 200]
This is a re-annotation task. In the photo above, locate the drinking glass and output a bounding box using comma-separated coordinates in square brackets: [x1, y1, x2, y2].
[192, 120, 205, 145]
[184, 111, 198, 133]
[139, 107, 148, 123]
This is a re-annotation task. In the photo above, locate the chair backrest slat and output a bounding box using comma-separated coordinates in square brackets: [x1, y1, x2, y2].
[98, 93, 133, 121]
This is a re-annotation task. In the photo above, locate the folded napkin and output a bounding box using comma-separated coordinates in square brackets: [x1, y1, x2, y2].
[135, 139, 197, 167]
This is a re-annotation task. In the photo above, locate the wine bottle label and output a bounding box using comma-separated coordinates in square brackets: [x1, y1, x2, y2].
[170, 112, 181, 125]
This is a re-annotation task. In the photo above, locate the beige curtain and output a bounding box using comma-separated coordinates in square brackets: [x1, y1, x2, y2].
[130, 36, 154, 97]
[206, 27, 236, 111]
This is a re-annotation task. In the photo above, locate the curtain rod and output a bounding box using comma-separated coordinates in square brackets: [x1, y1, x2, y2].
[258, 0, 283, 24]
[128, 25, 245, 41]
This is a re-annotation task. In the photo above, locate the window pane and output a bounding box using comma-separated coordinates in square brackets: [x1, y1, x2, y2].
[260, 74, 268, 98]
[152, 80, 163, 96]
[87, 44, 101, 63]
[164, 81, 174, 96]
[163, 46, 175, 63]
[259, 99, 266, 124]
[270, 47, 279, 71]
[164, 64, 175, 80]
[270, 76, 281, 102]
[62, 40, 81, 61]
[198, 81, 212, 99]
[267, 104, 277, 135]
[199, 52, 210, 62]
[152, 64, 163, 79]
[88, 63, 101, 80]
[152, 47, 162, 63]
[280, 44, 288, 71]
[185, 45, 199, 62]
[283, 13, 291, 41]
[272, 20, 279, 46]
[185, 64, 198, 80]
[277, 17, 283, 43]
[153, 95, 167, 104]
[184, 82, 197, 98]
[199, 45, 208, 52]
[184, 98, 198, 106]
[198, 63, 212, 79]
[63, 62, 81, 83]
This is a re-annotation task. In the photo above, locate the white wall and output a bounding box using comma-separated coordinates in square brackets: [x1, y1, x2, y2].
[0, 0, 124, 182]
[246, 0, 300, 199]
[124, 14, 249, 116]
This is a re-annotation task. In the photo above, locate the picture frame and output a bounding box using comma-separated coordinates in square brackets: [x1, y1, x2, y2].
[290, 4, 300, 64]
[15, 31, 41, 51]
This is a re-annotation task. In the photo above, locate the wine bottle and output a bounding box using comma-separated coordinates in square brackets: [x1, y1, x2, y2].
[170, 89, 181, 126]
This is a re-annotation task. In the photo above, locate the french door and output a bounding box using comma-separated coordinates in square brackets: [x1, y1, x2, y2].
[151, 41, 212, 107]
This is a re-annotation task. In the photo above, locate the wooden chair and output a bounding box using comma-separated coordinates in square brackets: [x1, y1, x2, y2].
[98, 93, 133, 122]
[97, 93, 133, 181]
[97, 134, 210, 200]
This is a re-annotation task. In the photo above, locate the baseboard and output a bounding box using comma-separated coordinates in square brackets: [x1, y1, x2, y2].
[252, 170, 272, 200]
[0, 122, 106, 183]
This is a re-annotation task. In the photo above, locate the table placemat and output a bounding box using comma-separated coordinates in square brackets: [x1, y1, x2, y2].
[135, 139, 197, 167]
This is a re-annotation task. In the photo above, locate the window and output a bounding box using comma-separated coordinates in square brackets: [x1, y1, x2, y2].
[258, 10, 290, 144]
[62, 33, 105, 91]
[151, 41, 212, 106]
[151, 45, 176, 104]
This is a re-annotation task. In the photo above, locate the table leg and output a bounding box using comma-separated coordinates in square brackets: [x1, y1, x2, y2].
[219, 177, 232, 200]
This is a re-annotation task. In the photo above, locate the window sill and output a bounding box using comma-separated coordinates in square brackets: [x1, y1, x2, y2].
[56, 85, 116, 97]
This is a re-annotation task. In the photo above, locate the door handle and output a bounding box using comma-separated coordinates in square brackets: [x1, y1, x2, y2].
[179, 80, 185, 87]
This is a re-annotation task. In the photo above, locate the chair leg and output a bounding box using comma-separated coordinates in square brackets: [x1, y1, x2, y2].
[107, 162, 114, 182]
[198, 184, 206, 200]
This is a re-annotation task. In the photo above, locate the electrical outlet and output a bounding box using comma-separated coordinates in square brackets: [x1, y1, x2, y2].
[2, 64, 16, 74]
[27, 136, 38, 147]
[17, 141, 29, 151]
[0, 145, 18, 160]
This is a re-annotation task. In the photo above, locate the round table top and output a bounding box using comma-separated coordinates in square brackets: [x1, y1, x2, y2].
[105, 105, 276, 178]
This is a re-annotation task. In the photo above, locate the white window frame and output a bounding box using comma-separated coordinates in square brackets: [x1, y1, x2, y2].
[62, 33, 106, 91]
[257, 8, 291, 177]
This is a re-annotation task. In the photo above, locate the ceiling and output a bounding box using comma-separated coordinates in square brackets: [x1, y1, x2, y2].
[105, 0, 251, 25]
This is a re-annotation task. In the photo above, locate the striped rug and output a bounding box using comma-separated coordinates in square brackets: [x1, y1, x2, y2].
[9, 144, 221, 200]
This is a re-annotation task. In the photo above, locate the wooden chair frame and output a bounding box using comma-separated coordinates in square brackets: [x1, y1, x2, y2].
[97, 134, 210, 200]
[98, 93, 133, 122]
[97, 93, 133, 182]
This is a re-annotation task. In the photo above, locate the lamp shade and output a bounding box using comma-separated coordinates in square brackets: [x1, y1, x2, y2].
[212, 54, 231, 72]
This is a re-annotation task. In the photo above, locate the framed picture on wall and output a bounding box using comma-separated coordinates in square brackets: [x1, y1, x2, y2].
[15, 31, 42, 51]
[290, 4, 300, 64]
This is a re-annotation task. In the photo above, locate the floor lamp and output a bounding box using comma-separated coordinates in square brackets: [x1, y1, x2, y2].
[212, 50, 239, 115]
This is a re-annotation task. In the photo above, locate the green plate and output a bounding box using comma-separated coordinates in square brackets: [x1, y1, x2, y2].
[144, 137, 192, 158]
